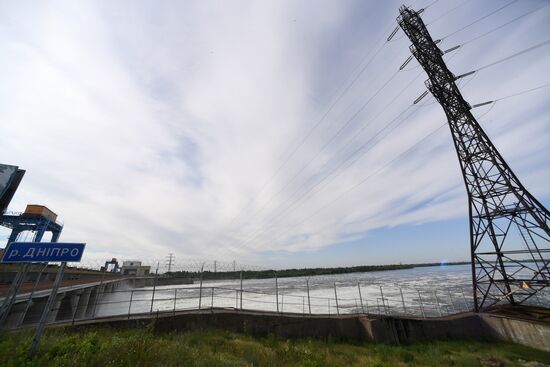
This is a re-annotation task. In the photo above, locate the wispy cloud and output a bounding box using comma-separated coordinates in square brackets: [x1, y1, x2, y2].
[0, 0, 548, 267]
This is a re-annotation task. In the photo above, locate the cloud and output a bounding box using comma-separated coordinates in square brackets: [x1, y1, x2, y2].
[0, 0, 548, 268]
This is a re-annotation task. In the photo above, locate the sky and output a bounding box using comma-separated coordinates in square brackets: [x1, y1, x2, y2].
[0, 0, 549, 271]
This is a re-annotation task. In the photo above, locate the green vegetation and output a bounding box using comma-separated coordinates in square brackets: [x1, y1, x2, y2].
[1, 326, 548, 367]
[167, 261, 470, 281]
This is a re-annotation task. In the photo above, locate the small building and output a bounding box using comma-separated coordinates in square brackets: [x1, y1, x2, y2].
[121, 261, 150, 276]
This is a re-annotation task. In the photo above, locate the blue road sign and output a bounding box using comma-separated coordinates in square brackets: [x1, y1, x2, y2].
[1, 242, 85, 263]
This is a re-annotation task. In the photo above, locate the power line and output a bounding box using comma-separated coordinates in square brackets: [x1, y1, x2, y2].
[272, 123, 448, 243]
[390, 0, 474, 41]
[260, 52, 468, 228]
[474, 39, 550, 73]
[260, 78, 548, 248]
[426, 0, 473, 25]
[471, 81, 550, 108]
[457, 2, 550, 47]
[233, 69, 403, 237]
[441, 0, 518, 41]
[223, 24, 394, 231]
[220, 0, 461, 257]
[236, 73, 427, 245]
[232, 46, 467, 249]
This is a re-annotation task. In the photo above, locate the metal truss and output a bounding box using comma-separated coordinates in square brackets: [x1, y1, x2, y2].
[397, 6, 550, 311]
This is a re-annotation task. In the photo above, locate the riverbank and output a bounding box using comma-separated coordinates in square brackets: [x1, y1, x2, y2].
[1, 325, 548, 366]
[167, 261, 470, 281]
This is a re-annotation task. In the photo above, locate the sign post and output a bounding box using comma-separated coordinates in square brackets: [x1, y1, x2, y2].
[27, 261, 67, 357]
[0, 241, 85, 358]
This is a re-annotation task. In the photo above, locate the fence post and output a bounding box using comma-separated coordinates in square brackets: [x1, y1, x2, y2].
[303, 296, 305, 314]
[128, 290, 134, 319]
[333, 283, 340, 315]
[417, 290, 426, 319]
[274, 271, 279, 313]
[306, 279, 311, 315]
[150, 262, 159, 313]
[211, 287, 214, 310]
[240, 271, 243, 310]
[28, 262, 66, 357]
[357, 282, 365, 314]
[379, 286, 387, 315]
[173, 288, 177, 316]
[281, 295, 284, 313]
[433, 291, 442, 316]
[198, 264, 204, 310]
[400, 287, 407, 314]
[328, 298, 331, 315]
[235, 290, 238, 309]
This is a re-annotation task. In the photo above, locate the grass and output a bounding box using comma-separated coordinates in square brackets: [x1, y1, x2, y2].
[1, 324, 549, 367]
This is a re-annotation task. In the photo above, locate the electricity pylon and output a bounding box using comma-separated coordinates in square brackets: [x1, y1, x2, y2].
[398, 6, 550, 311]
[166, 253, 175, 273]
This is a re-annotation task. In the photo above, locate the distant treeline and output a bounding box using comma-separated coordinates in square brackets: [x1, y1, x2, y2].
[166, 261, 470, 280]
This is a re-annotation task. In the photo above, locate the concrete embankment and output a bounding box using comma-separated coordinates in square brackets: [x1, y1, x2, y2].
[59, 308, 550, 352]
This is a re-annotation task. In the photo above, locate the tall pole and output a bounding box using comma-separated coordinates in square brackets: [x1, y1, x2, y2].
[357, 282, 365, 314]
[28, 262, 66, 357]
[239, 270, 243, 310]
[274, 271, 279, 313]
[398, 5, 550, 311]
[166, 253, 174, 273]
[150, 262, 159, 313]
[198, 263, 204, 309]
[306, 279, 311, 315]
[333, 283, 340, 316]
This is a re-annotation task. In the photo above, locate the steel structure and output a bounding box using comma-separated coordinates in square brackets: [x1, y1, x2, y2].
[397, 6, 550, 311]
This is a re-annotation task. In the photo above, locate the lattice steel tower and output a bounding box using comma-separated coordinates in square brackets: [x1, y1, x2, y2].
[398, 6, 549, 311]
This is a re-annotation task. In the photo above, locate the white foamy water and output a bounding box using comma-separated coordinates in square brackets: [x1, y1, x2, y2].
[94, 264, 548, 318]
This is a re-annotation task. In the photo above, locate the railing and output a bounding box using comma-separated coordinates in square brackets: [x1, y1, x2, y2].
[14, 284, 475, 328]
[10, 279, 550, 329]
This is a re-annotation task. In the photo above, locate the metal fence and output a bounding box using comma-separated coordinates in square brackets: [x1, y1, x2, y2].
[4, 270, 550, 330]
[6, 281, 481, 329]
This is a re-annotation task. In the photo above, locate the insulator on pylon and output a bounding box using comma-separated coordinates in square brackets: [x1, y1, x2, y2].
[444, 45, 461, 54]
[399, 55, 414, 70]
[455, 70, 476, 80]
[413, 90, 429, 104]
[387, 26, 400, 41]
[471, 101, 494, 108]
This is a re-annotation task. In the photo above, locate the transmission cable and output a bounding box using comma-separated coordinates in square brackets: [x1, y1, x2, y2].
[223, 26, 394, 233]
[475, 39, 550, 74]
[273, 123, 448, 240]
[235, 70, 402, 231]
[261, 80, 549, 247]
[234, 50, 465, 247]
[441, 0, 518, 41]
[456, 2, 550, 47]
[239, 74, 426, 240]
[471, 81, 550, 110]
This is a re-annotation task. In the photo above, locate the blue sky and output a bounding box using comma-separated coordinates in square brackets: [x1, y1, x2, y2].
[1, 0, 549, 270]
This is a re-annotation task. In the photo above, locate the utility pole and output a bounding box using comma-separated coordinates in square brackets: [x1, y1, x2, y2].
[166, 253, 174, 273]
[398, 6, 549, 311]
